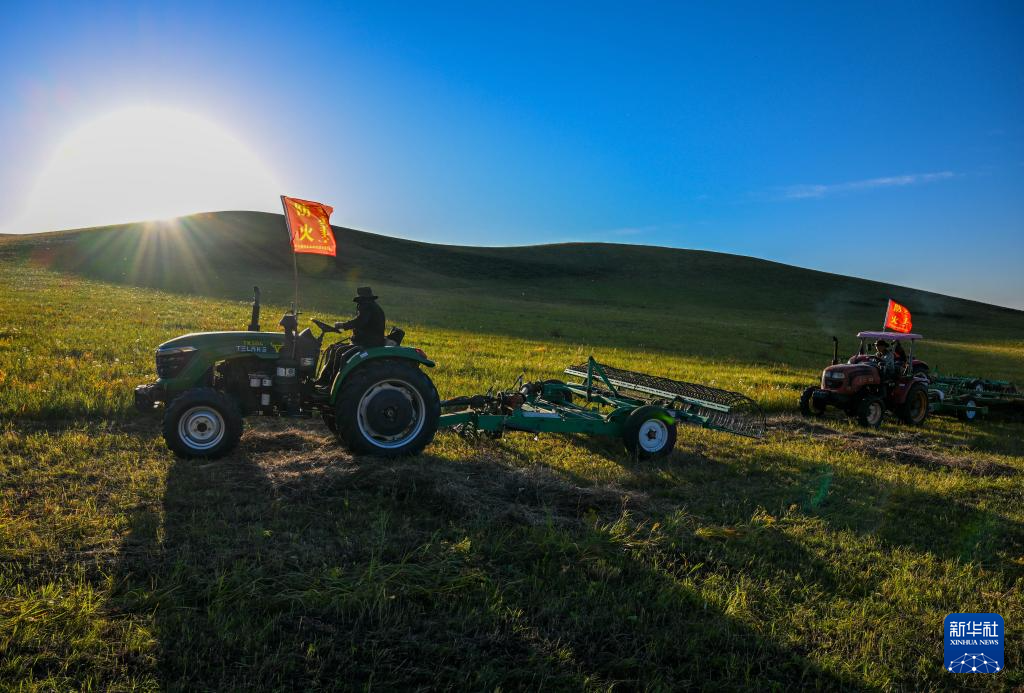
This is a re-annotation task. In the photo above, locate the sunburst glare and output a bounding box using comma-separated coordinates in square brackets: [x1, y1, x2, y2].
[8, 105, 281, 233]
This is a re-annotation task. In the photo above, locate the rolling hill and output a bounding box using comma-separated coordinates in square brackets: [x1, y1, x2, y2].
[1, 210, 1021, 378]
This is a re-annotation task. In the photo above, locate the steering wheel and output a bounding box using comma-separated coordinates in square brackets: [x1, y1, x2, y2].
[312, 318, 339, 334]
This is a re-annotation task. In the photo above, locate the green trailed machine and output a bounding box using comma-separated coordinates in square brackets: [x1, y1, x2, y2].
[926, 372, 1024, 421]
[439, 357, 765, 457]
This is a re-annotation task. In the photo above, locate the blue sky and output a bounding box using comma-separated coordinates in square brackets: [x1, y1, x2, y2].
[1, 2, 1022, 308]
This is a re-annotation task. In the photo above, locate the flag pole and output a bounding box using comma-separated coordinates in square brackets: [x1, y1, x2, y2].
[292, 249, 299, 318]
[281, 195, 299, 318]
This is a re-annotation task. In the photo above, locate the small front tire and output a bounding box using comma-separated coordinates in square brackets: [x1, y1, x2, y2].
[162, 388, 242, 458]
[856, 395, 885, 428]
[799, 387, 826, 417]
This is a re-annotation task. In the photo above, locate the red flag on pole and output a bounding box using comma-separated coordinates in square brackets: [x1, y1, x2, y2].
[884, 299, 912, 333]
[281, 196, 336, 256]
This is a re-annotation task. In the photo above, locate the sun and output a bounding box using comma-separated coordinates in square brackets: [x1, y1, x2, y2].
[10, 105, 281, 233]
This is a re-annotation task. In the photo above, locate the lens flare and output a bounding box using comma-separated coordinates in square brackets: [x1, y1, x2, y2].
[7, 105, 281, 233]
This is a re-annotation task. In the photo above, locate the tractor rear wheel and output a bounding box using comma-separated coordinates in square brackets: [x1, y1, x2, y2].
[856, 395, 885, 428]
[334, 360, 440, 457]
[799, 387, 826, 417]
[162, 387, 242, 458]
[898, 383, 929, 425]
[622, 405, 677, 459]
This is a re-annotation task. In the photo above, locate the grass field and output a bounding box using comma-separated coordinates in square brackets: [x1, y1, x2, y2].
[1, 213, 1023, 690]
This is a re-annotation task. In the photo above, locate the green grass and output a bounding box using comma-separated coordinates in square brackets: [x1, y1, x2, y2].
[1, 214, 1023, 690]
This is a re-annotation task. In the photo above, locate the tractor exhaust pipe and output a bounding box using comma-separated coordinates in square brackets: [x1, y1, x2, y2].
[248, 286, 261, 332]
[831, 336, 839, 365]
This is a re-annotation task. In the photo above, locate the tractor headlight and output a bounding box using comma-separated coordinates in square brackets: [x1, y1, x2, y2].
[156, 346, 197, 378]
[824, 372, 845, 388]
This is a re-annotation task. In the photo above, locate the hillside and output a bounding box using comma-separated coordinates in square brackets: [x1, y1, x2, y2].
[1, 210, 1022, 378]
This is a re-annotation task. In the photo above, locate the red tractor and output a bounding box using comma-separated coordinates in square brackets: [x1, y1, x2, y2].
[800, 331, 931, 428]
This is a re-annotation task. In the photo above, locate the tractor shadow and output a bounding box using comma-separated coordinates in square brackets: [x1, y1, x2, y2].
[114, 424, 855, 691]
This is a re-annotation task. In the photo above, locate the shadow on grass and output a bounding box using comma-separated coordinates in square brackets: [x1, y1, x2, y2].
[114, 427, 856, 690]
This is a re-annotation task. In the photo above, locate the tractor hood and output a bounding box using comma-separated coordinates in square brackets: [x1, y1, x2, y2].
[821, 362, 880, 391]
[158, 331, 286, 356]
[824, 362, 877, 377]
[155, 331, 287, 387]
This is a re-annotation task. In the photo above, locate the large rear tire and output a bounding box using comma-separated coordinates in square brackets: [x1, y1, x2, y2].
[334, 360, 440, 457]
[162, 388, 242, 458]
[622, 405, 677, 459]
[799, 387, 826, 417]
[898, 383, 929, 426]
[856, 395, 885, 428]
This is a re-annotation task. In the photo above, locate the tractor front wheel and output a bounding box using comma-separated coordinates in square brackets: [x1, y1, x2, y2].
[622, 405, 677, 459]
[334, 360, 441, 456]
[799, 387, 826, 417]
[898, 383, 929, 426]
[162, 388, 242, 458]
[856, 395, 885, 428]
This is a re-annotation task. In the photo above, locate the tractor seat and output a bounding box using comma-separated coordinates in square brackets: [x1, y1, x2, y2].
[386, 327, 405, 347]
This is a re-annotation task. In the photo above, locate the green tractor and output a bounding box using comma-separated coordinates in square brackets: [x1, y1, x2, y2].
[135, 287, 441, 458]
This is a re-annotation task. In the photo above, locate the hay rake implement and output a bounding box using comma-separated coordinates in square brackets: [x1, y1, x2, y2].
[439, 356, 764, 458]
[926, 372, 1024, 421]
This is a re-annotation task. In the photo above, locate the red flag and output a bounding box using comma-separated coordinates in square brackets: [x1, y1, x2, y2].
[281, 196, 336, 256]
[884, 299, 912, 333]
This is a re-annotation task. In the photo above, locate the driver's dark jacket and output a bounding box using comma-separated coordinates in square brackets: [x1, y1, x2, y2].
[876, 351, 896, 378]
[342, 298, 386, 347]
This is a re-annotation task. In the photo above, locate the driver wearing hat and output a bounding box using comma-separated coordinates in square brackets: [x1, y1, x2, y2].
[874, 339, 896, 379]
[338, 286, 386, 347]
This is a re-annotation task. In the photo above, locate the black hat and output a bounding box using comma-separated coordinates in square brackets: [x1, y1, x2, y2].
[876, 339, 890, 348]
[354, 286, 377, 301]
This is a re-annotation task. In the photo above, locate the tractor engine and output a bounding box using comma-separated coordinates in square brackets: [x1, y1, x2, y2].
[820, 362, 880, 395]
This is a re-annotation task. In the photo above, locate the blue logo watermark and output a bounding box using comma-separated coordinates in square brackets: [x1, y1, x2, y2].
[944, 613, 1003, 674]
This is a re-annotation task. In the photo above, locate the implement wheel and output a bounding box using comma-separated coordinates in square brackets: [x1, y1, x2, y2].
[335, 360, 441, 457]
[799, 387, 826, 417]
[898, 383, 929, 426]
[958, 399, 979, 422]
[622, 405, 677, 459]
[162, 387, 242, 459]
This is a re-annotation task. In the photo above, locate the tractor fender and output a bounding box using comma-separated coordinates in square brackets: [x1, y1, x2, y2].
[329, 346, 435, 404]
